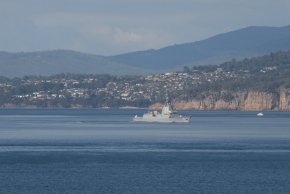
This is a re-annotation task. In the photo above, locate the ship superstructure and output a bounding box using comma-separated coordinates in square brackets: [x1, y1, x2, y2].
[133, 101, 190, 123]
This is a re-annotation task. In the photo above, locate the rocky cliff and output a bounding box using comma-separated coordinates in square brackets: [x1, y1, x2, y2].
[151, 89, 290, 111]
[279, 87, 290, 111]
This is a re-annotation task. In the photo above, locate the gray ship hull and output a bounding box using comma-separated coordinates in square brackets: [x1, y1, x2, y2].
[133, 101, 190, 123]
[133, 115, 190, 123]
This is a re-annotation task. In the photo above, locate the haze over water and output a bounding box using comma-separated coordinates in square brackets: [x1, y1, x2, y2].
[1, 109, 290, 193]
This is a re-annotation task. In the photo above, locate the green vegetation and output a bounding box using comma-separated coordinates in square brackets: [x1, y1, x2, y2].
[179, 51, 290, 101]
[0, 50, 290, 108]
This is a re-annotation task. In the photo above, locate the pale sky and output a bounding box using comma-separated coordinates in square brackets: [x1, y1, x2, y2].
[0, 0, 290, 55]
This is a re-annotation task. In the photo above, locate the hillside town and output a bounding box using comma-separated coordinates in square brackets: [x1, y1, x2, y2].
[0, 67, 241, 108]
[1, 50, 290, 109]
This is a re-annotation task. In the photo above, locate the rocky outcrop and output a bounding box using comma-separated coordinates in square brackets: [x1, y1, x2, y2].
[243, 92, 274, 111]
[151, 88, 290, 111]
[279, 87, 290, 111]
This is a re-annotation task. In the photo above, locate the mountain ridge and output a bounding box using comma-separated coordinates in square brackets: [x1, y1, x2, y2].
[0, 50, 147, 77]
[110, 25, 290, 69]
[1, 25, 290, 77]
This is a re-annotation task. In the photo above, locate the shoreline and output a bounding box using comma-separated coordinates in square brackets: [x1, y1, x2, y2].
[0, 106, 289, 112]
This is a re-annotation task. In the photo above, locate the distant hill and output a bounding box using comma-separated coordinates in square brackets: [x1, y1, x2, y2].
[1, 25, 290, 77]
[110, 25, 290, 70]
[0, 50, 146, 77]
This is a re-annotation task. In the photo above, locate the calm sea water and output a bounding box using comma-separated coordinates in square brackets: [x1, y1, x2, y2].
[0, 109, 290, 194]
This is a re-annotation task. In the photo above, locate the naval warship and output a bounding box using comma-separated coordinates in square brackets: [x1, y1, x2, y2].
[133, 101, 190, 123]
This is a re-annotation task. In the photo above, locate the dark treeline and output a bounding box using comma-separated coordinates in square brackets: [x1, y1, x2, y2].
[180, 51, 290, 100]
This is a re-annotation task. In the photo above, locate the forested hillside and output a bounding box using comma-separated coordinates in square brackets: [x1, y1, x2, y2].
[181, 51, 290, 98]
[0, 51, 290, 110]
[170, 51, 290, 110]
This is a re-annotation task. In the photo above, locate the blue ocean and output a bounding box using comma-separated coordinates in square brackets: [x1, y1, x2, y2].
[0, 109, 290, 194]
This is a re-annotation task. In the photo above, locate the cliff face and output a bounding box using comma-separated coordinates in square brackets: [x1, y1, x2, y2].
[279, 87, 290, 111]
[243, 92, 274, 111]
[151, 89, 290, 111]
